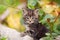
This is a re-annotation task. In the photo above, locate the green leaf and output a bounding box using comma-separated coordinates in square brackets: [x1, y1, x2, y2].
[50, 0, 60, 5]
[0, 5, 7, 15]
[1, 37, 7, 40]
[0, 0, 20, 7]
[38, 9, 45, 16]
[18, 10, 24, 25]
[38, 9, 45, 23]
[44, 14, 54, 20]
[0, 0, 4, 4]
[3, 0, 13, 6]
[53, 24, 60, 34]
[42, 36, 54, 40]
[54, 0, 60, 5]
[57, 24, 60, 31]
[40, 14, 54, 24]
[28, 0, 37, 9]
[12, 0, 20, 6]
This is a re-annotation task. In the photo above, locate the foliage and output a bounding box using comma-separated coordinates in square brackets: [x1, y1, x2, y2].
[0, 0, 20, 15]
[0, 0, 20, 6]
[50, 0, 60, 5]
[0, 37, 7, 40]
[0, 0, 60, 40]
[5, 8, 25, 32]
[38, 0, 60, 40]
[0, 35, 7, 40]
[0, 5, 7, 15]
[27, 0, 38, 9]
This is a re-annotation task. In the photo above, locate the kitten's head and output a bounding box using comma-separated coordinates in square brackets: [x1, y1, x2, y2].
[22, 8, 39, 24]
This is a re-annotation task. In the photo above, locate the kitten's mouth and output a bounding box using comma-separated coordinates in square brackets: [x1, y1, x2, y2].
[26, 21, 34, 24]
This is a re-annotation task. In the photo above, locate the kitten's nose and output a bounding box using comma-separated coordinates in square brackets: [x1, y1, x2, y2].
[30, 21, 31, 22]
[30, 21, 33, 23]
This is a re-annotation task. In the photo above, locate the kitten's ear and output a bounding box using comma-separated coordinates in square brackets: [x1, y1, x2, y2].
[22, 8, 28, 15]
[34, 9, 39, 18]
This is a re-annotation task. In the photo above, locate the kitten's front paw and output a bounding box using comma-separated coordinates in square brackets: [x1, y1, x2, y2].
[20, 32, 27, 37]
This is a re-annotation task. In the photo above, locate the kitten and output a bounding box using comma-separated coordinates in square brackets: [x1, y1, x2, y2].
[22, 8, 38, 25]
[28, 23, 48, 40]
[22, 8, 48, 40]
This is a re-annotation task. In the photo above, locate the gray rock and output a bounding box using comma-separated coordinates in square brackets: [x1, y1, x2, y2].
[0, 24, 33, 40]
[0, 24, 22, 40]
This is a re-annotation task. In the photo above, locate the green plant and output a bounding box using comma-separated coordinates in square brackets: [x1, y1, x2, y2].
[27, 0, 38, 9]
[0, 34, 7, 40]
[0, 37, 7, 40]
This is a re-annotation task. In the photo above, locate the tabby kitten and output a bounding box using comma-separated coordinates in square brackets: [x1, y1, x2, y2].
[23, 8, 39, 25]
[28, 23, 48, 40]
[22, 8, 48, 40]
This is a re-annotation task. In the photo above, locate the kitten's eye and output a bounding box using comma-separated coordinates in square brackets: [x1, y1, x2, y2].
[32, 17, 35, 19]
[26, 17, 29, 19]
[35, 18, 38, 19]
[32, 17, 34, 19]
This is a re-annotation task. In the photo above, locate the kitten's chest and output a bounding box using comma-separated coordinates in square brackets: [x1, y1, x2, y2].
[24, 24, 30, 31]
